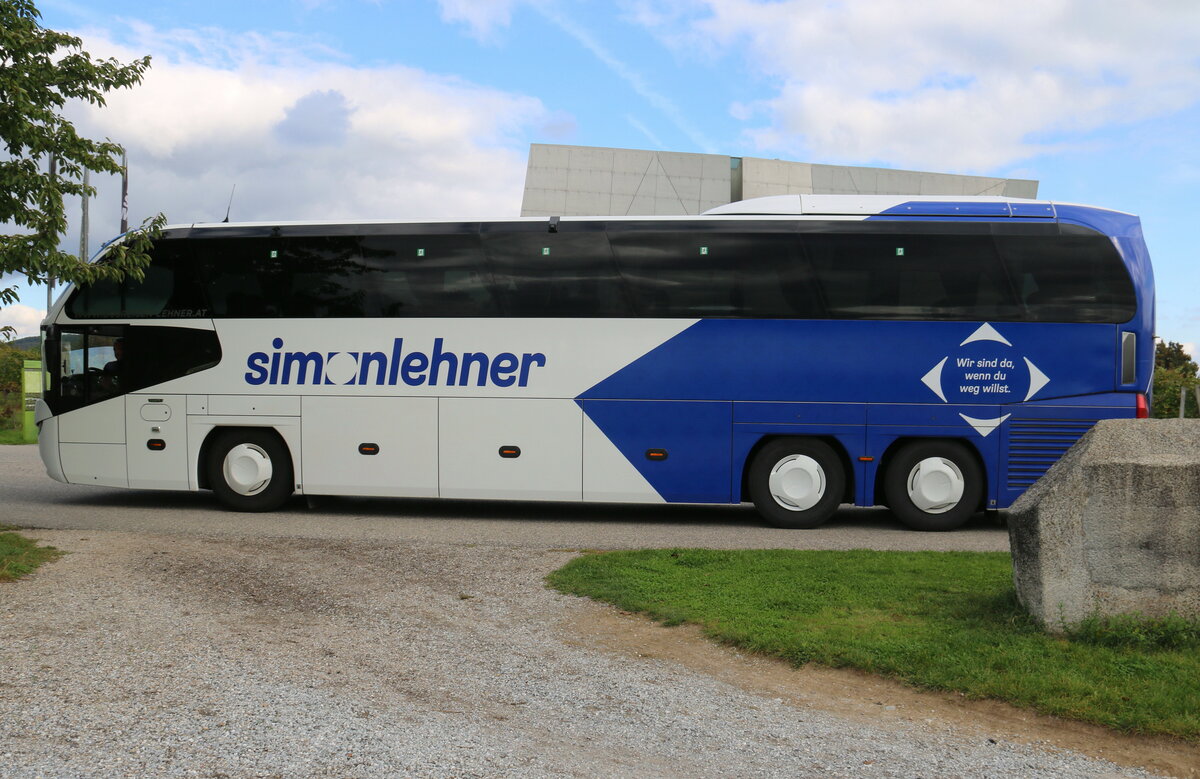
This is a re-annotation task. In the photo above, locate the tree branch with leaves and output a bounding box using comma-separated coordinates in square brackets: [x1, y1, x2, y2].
[0, 0, 164, 338]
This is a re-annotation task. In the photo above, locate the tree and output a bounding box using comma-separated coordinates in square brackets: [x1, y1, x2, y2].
[1152, 340, 1199, 418]
[0, 0, 164, 337]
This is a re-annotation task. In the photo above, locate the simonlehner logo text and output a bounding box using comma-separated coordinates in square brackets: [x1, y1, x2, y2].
[245, 337, 547, 387]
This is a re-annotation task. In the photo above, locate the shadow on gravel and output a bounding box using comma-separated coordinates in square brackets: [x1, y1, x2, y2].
[54, 487, 1002, 534]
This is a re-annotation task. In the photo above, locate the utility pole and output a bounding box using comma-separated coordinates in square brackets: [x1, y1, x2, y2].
[79, 168, 90, 262]
[120, 150, 129, 234]
[46, 156, 56, 315]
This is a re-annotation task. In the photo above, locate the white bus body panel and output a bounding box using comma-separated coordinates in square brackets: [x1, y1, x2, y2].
[37, 413, 66, 483]
[125, 394, 189, 490]
[209, 318, 695, 400]
[58, 396, 125, 444]
[301, 396, 438, 497]
[186, 416, 303, 493]
[582, 413, 663, 503]
[439, 398, 582, 501]
[60, 443, 127, 487]
[209, 395, 301, 416]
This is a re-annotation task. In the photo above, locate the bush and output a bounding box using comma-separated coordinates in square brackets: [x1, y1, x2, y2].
[0, 342, 38, 394]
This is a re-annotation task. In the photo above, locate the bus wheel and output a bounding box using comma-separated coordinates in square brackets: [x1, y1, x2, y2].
[748, 438, 845, 529]
[208, 429, 294, 512]
[883, 440, 982, 531]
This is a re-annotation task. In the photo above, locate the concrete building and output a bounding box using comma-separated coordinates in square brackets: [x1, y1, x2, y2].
[520, 143, 1038, 217]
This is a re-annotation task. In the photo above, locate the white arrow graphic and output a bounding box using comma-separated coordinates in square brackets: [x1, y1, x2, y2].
[921, 357, 949, 402]
[1024, 358, 1050, 401]
[960, 322, 1012, 347]
[959, 413, 1012, 437]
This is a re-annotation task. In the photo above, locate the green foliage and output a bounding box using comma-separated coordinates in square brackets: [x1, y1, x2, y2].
[0, 0, 165, 326]
[1068, 612, 1200, 651]
[548, 549, 1200, 740]
[0, 526, 63, 581]
[1152, 340, 1199, 418]
[1157, 340, 1199, 375]
[0, 426, 29, 444]
[0, 340, 37, 392]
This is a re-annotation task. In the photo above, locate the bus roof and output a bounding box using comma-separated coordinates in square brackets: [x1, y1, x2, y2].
[148, 195, 1133, 235]
[702, 194, 1132, 218]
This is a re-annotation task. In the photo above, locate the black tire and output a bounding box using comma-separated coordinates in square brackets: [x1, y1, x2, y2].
[883, 440, 982, 531]
[747, 438, 845, 529]
[207, 429, 294, 512]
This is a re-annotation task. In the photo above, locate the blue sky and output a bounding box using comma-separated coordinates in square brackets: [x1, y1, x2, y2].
[3, 0, 1198, 356]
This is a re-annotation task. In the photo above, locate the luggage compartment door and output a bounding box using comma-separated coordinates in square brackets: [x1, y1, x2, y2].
[302, 396, 439, 497]
[439, 398, 582, 501]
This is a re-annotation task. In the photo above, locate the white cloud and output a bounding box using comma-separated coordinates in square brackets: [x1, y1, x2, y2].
[437, 0, 716, 152]
[537, 3, 718, 154]
[632, 0, 1200, 171]
[56, 24, 549, 244]
[437, 0, 520, 40]
[0, 304, 47, 339]
[1182, 343, 1197, 361]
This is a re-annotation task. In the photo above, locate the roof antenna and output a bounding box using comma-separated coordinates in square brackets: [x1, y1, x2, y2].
[222, 184, 237, 223]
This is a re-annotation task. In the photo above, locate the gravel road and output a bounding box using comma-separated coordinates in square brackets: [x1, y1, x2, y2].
[0, 445, 1183, 777]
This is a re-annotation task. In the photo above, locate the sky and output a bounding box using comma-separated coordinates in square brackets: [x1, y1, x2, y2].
[3, 0, 1198, 356]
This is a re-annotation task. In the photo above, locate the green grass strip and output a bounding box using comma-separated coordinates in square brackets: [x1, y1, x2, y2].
[0, 526, 64, 582]
[0, 428, 33, 445]
[547, 549, 1200, 741]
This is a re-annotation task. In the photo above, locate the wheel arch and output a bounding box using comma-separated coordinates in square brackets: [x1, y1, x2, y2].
[873, 436, 988, 512]
[739, 434, 855, 504]
[197, 424, 298, 491]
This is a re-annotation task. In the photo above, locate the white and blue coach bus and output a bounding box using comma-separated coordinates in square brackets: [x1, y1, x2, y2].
[36, 195, 1154, 530]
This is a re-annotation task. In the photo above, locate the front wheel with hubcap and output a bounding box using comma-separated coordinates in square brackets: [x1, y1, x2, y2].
[748, 438, 845, 529]
[208, 429, 294, 512]
[883, 440, 982, 531]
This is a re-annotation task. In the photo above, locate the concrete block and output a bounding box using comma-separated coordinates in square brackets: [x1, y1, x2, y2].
[701, 154, 732, 181]
[745, 158, 791, 186]
[742, 181, 789, 199]
[919, 173, 964, 195]
[651, 196, 690, 215]
[611, 149, 655, 174]
[627, 194, 657, 215]
[1008, 419, 1200, 632]
[785, 162, 814, 193]
[660, 174, 701, 206]
[609, 194, 635, 216]
[529, 143, 571, 169]
[563, 190, 612, 216]
[700, 178, 731, 205]
[520, 188, 566, 216]
[1004, 179, 1039, 198]
[611, 171, 645, 197]
[566, 167, 613, 195]
[659, 151, 705, 180]
[523, 166, 568, 192]
[568, 146, 615, 173]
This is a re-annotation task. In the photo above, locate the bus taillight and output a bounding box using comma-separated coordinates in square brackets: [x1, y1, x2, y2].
[1136, 393, 1149, 418]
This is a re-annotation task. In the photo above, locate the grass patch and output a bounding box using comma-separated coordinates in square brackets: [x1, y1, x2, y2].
[0, 428, 32, 445]
[547, 549, 1200, 740]
[0, 392, 32, 445]
[0, 525, 64, 581]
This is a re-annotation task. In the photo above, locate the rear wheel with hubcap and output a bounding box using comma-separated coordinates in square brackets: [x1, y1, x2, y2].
[748, 438, 845, 529]
[883, 440, 982, 531]
[208, 429, 294, 512]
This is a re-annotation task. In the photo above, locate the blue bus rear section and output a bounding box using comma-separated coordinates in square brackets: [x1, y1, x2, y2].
[577, 317, 1139, 510]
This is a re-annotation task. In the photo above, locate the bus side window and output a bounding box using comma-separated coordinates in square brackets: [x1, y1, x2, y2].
[482, 225, 631, 318]
[806, 231, 1017, 321]
[996, 233, 1136, 323]
[360, 232, 500, 317]
[65, 239, 205, 319]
